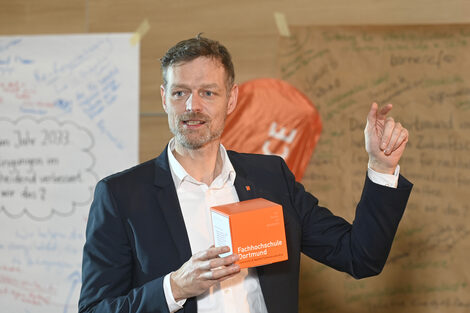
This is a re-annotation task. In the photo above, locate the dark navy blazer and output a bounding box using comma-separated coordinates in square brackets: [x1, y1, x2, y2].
[79, 147, 412, 313]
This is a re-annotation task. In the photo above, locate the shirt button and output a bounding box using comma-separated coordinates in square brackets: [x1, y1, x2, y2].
[224, 289, 231, 294]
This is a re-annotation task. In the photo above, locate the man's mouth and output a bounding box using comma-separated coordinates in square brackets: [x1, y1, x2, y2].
[180, 113, 209, 127]
[183, 120, 205, 126]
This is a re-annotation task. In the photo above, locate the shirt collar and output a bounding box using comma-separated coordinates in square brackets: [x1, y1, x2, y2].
[167, 138, 236, 189]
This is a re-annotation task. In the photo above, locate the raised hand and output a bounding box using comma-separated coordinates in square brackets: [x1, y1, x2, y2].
[170, 246, 240, 301]
[364, 102, 409, 174]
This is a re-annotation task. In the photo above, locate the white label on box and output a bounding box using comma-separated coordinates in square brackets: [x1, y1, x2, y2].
[211, 211, 233, 257]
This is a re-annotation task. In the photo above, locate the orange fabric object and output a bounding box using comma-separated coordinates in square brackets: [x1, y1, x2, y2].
[221, 78, 322, 181]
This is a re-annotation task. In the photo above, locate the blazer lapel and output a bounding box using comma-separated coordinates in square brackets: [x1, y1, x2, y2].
[153, 147, 192, 264]
[230, 153, 259, 202]
[233, 174, 259, 202]
[229, 151, 292, 313]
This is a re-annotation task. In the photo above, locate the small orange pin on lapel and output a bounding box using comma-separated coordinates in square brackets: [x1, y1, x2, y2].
[245, 186, 251, 191]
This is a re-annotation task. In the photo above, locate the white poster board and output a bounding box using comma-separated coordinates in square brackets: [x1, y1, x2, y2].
[0, 33, 139, 312]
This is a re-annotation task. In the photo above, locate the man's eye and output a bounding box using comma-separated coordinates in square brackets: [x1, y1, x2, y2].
[173, 91, 184, 97]
[204, 91, 213, 97]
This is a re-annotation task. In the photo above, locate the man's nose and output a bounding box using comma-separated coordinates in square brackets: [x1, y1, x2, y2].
[185, 92, 202, 112]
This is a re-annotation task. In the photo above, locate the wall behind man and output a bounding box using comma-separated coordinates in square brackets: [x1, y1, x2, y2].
[1, 1, 469, 312]
[2, 0, 468, 161]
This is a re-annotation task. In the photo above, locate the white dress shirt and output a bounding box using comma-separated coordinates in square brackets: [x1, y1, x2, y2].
[162, 138, 400, 312]
[163, 139, 268, 313]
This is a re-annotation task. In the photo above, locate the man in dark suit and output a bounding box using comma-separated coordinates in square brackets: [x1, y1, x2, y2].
[79, 35, 412, 313]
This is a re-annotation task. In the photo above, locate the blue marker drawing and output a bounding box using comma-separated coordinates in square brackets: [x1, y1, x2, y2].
[33, 39, 111, 85]
[0, 56, 11, 65]
[15, 55, 34, 64]
[0, 38, 22, 53]
[97, 119, 124, 150]
[63, 270, 81, 313]
[0, 67, 13, 75]
[19, 107, 47, 115]
[33, 70, 47, 83]
[54, 99, 72, 113]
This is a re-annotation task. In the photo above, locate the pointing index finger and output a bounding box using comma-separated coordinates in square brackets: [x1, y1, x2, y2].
[367, 102, 378, 124]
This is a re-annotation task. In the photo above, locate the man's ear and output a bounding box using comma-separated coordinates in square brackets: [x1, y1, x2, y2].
[227, 83, 238, 115]
[160, 84, 168, 113]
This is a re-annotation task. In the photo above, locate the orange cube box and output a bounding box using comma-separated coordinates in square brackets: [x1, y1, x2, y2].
[210, 198, 288, 268]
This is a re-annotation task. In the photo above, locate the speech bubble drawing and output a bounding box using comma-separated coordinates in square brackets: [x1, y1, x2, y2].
[0, 117, 98, 221]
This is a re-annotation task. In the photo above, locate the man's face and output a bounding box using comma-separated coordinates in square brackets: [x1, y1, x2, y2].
[161, 57, 238, 150]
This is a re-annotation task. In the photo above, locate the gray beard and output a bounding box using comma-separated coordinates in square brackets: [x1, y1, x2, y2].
[170, 122, 224, 150]
[173, 130, 210, 150]
[168, 112, 226, 150]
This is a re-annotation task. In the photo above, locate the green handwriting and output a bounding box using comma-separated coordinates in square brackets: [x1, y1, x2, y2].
[281, 49, 331, 79]
[327, 84, 367, 107]
[372, 73, 390, 86]
[456, 100, 470, 111]
[401, 259, 448, 271]
[423, 75, 463, 88]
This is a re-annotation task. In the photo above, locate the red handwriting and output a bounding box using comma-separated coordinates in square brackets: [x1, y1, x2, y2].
[0, 81, 36, 101]
[0, 274, 56, 295]
[0, 265, 21, 272]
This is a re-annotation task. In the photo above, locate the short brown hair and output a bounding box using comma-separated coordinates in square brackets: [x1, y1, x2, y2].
[160, 34, 235, 89]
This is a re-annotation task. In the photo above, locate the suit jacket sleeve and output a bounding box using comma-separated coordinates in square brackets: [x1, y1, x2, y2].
[78, 180, 170, 313]
[279, 158, 413, 278]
